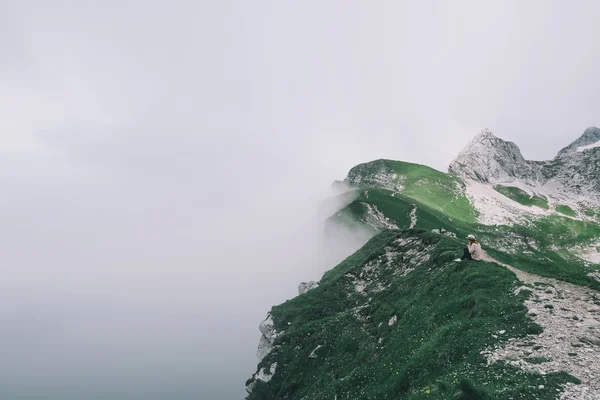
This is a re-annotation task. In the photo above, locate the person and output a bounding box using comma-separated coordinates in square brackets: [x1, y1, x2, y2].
[461, 234, 482, 261]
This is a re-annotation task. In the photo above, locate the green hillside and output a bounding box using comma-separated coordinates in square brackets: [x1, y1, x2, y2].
[247, 156, 600, 399]
[346, 160, 477, 223]
[247, 231, 579, 399]
[330, 187, 600, 291]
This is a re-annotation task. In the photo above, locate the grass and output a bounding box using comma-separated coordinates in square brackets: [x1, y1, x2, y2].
[247, 231, 579, 400]
[493, 185, 549, 209]
[329, 188, 474, 239]
[346, 160, 478, 223]
[330, 187, 600, 291]
[556, 204, 577, 217]
[248, 159, 600, 399]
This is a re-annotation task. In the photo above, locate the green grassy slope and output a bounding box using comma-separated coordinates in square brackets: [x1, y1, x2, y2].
[493, 185, 549, 209]
[247, 158, 600, 399]
[246, 230, 579, 400]
[556, 204, 577, 217]
[346, 160, 477, 223]
[329, 189, 600, 291]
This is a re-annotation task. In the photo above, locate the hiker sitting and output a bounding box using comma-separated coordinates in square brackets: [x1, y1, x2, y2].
[461, 234, 482, 261]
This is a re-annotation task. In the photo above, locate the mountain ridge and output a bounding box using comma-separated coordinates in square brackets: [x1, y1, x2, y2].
[246, 127, 600, 400]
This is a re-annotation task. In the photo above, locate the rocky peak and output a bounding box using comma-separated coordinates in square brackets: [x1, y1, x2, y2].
[449, 127, 600, 199]
[557, 126, 600, 157]
[448, 129, 541, 183]
[473, 128, 498, 142]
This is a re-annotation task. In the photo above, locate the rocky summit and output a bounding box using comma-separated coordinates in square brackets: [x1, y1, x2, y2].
[246, 128, 600, 400]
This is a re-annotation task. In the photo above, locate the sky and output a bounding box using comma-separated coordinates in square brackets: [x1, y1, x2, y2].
[1, 1, 599, 399]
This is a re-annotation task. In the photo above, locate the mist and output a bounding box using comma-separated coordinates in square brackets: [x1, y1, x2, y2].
[1, 1, 600, 399]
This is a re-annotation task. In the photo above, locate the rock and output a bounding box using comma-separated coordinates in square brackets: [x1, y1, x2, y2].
[449, 127, 600, 217]
[256, 313, 282, 361]
[582, 319, 600, 328]
[588, 272, 600, 283]
[309, 345, 322, 359]
[298, 281, 319, 295]
[449, 129, 542, 183]
[257, 335, 273, 361]
[579, 337, 600, 346]
[246, 362, 278, 394]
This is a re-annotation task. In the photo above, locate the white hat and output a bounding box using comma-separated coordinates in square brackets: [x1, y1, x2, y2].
[467, 234, 476, 240]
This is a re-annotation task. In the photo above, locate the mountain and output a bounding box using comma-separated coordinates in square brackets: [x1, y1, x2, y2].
[449, 127, 600, 221]
[246, 128, 600, 400]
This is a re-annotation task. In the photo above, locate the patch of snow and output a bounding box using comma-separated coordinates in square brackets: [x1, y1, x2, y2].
[577, 141, 600, 152]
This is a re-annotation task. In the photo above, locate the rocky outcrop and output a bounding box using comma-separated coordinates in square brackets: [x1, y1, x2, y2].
[557, 127, 600, 157]
[246, 362, 278, 394]
[449, 127, 600, 198]
[449, 129, 544, 183]
[256, 313, 282, 361]
[298, 281, 319, 295]
[345, 159, 405, 192]
[484, 263, 600, 399]
[448, 127, 600, 226]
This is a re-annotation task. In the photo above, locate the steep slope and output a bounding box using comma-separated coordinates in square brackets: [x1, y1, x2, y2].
[247, 128, 600, 400]
[448, 129, 544, 183]
[345, 160, 476, 223]
[247, 230, 579, 399]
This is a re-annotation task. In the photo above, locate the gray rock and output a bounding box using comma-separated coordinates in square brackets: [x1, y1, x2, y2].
[256, 313, 283, 361]
[298, 281, 319, 295]
[449, 127, 600, 199]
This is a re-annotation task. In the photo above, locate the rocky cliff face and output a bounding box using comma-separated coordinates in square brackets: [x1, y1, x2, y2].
[556, 127, 600, 157]
[246, 127, 600, 400]
[448, 129, 544, 183]
[449, 127, 600, 199]
[445, 127, 600, 226]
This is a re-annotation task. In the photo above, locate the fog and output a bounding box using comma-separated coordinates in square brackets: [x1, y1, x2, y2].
[1, 1, 600, 399]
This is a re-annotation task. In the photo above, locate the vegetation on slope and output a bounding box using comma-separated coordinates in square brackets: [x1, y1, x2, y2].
[247, 230, 579, 399]
[331, 189, 600, 291]
[248, 155, 600, 399]
[493, 185, 549, 209]
[346, 160, 477, 223]
[555, 204, 577, 217]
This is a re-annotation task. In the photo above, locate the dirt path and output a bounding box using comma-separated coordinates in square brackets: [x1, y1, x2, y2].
[482, 254, 600, 399]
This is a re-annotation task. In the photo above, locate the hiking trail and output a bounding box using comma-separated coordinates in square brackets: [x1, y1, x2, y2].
[482, 253, 600, 399]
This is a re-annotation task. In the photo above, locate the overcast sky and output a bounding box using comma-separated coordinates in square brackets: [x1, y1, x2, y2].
[1, 1, 599, 399]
